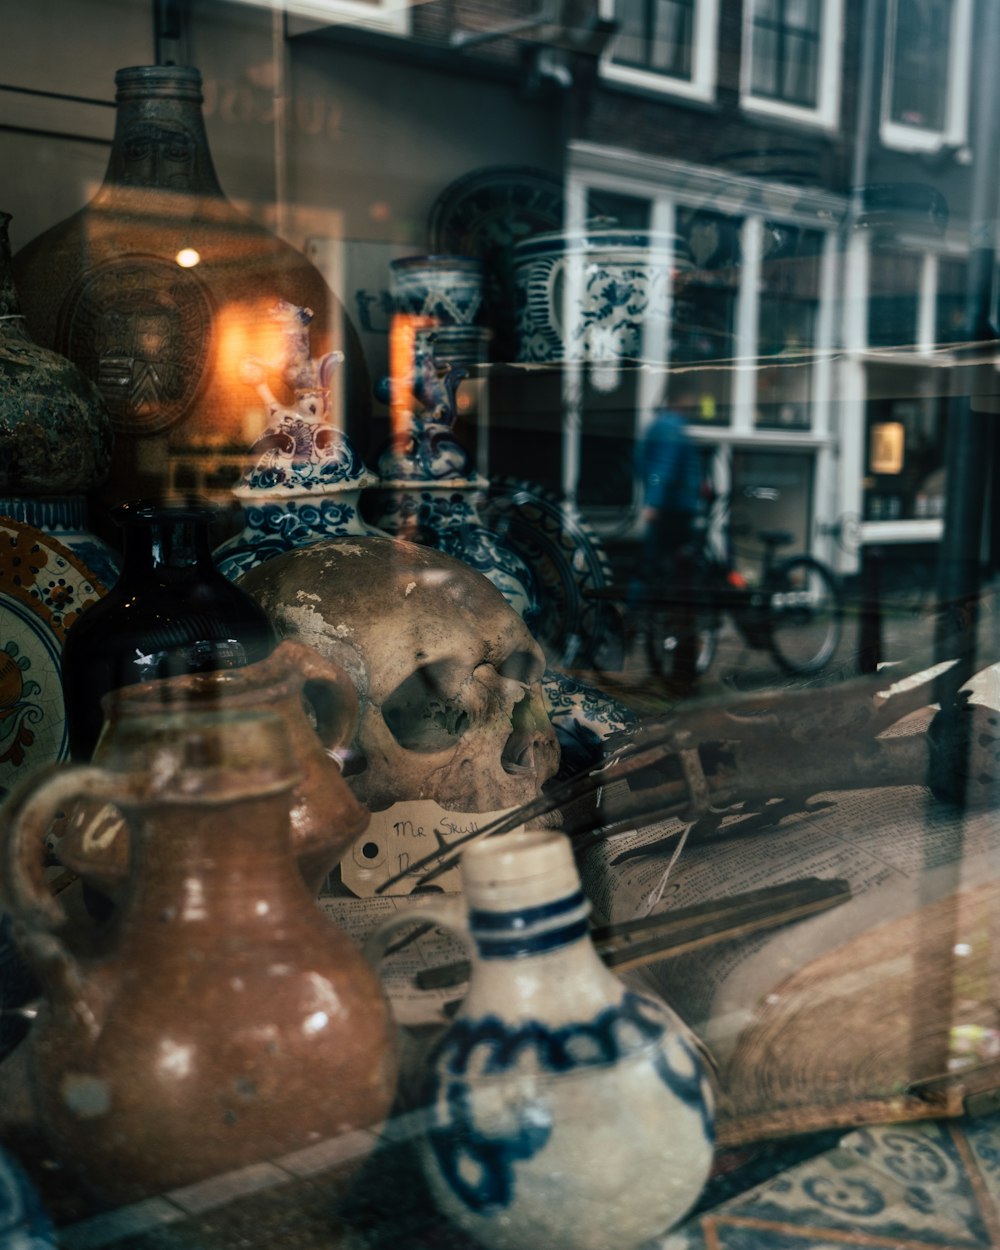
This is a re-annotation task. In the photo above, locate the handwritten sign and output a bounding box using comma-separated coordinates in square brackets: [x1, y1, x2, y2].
[339, 800, 524, 897]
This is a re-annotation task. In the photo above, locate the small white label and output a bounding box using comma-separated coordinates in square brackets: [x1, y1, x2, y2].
[339, 799, 524, 896]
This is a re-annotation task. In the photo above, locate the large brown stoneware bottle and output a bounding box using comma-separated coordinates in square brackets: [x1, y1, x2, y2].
[12, 65, 371, 509]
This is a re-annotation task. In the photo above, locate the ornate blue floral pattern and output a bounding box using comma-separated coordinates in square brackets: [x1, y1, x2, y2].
[215, 494, 384, 581]
[424, 990, 713, 1216]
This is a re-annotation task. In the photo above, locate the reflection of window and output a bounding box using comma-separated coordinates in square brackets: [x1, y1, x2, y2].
[864, 367, 947, 521]
[672, 215, 742, 427]
[867, 249, 920, 349]
[870, 422, 905, 474]
[614, 0, 695, 77]
[749, 0, 821, 107]
[742, 0, 842, 127]
[881, 0, 971, 150]
[284, 0, 409, 36]
[756, 231, 822, 429]
[601, 0, 719, 101]
[936, 257, 968, 345]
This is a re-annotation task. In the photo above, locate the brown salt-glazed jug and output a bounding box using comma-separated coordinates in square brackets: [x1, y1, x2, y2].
[0, 708, 398, 1204]
[54, 638, 367, 901]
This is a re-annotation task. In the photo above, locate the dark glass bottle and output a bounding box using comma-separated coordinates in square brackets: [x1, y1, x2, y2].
[61, 499, 277, 760]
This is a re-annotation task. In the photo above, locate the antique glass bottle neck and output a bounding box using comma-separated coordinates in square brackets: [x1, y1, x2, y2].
[102, 68, 225, 198]
[120, 515, 216, 575]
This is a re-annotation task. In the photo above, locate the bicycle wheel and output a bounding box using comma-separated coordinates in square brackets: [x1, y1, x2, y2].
[767, 556, 843, 675]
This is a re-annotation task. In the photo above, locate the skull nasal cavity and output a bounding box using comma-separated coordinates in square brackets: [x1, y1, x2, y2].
[501, 691, 540, 775]
[383, 662, 471, 753]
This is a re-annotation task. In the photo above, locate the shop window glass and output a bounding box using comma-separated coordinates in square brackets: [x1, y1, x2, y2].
[748, 0, 822, 108]
[863, 365, 947, 521]
[612, 0, 696, 80]
[729, 449, 815, 576]
[672, 212, 741, 428]
[602, 0, 718, 100]
[886, 0, 952, 132]
[867, 249, 921, 349]
[587, 189, 651, 231]
[756, 229, 823, 429]
[936, 256, 968, 345]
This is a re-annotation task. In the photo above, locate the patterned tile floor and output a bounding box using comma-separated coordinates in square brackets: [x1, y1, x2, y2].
[40, 1109, 1000, 1250]
[661, 1114, 1000, 1250]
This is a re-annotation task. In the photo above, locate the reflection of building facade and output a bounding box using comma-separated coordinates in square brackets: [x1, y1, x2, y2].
[1, 0, 988, 591]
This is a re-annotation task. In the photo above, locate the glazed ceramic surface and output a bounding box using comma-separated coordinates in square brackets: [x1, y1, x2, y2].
[1, 709, 398, 1204]
[427, 166, 569, 359]
[480, 477, 614, 665]
[367, 830, 715, 1250]
[0, 496, 119, 590]
[215, 303, 383, 580]
[541, 668, 636, 779]
[374, 357, 537, 625]
[0, 212, 113, 497]
[512, 228, 693, 368]
[372, 482, 537, 626]
[389, 255, 484, 326]
[0, 519, 107, 801]
[53, 638, 367, 901]
[216, 491, 383, 580]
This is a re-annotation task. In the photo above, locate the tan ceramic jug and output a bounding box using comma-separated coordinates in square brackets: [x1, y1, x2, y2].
[0, 708, 398, 1204]
[53, 638, 367, 901]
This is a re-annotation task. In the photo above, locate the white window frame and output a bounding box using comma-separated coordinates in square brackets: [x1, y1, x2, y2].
[879, 0, 972, 153]
[598, 0, 719, 103]
[283, 0, 410, 39]
[740, 0, 843, 131]
[562, 145, 846, 520]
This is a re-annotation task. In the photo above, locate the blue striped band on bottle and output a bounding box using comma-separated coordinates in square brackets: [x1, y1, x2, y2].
[468, 889, 590, 959]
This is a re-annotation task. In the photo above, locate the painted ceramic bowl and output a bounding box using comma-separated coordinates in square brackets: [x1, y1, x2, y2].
[512, 229, 694, 366]
[390, 255, 485, 327]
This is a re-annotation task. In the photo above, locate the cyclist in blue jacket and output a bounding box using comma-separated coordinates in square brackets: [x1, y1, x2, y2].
[629, 385, 704, 689]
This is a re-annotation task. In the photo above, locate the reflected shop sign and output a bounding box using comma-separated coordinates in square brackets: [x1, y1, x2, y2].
[201, 74, 346, 140]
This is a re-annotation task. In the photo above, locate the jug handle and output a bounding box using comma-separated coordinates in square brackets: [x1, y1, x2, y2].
[364, 896, 469, 977]
[1, 764, 129, 1038]
[277, 639, 360, 750]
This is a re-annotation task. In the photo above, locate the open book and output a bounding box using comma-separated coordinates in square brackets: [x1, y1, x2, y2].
[578, 781, 1000, 1146]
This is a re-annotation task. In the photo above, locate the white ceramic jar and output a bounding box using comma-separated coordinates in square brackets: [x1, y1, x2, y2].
[367, 829, 715, 1250]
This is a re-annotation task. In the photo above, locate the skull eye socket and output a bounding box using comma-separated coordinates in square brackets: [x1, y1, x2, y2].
[496, 649, 543, 685]
[383, 661, 471, 753]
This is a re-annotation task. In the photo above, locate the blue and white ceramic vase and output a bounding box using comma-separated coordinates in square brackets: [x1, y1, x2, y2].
[214, 304, 385, 580]
[372, 358, 537, 624]
[367, 829, 715, 1250]
[0, 211, 120, 589]
[512, 227, 694, 391]
[389, 255, 485, 327]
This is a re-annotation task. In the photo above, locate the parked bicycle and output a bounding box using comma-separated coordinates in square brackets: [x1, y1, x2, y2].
[582, 490, 844, 685]
[645, 491, 844, 682]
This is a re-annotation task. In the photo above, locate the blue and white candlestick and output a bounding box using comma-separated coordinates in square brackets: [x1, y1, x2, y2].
[214, 303, 386, 580]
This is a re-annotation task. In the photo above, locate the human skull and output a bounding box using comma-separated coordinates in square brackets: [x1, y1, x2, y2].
[238, 537, 560, 815]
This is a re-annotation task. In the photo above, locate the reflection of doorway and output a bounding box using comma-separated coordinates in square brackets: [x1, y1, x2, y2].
[729, 450, 814, 581]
